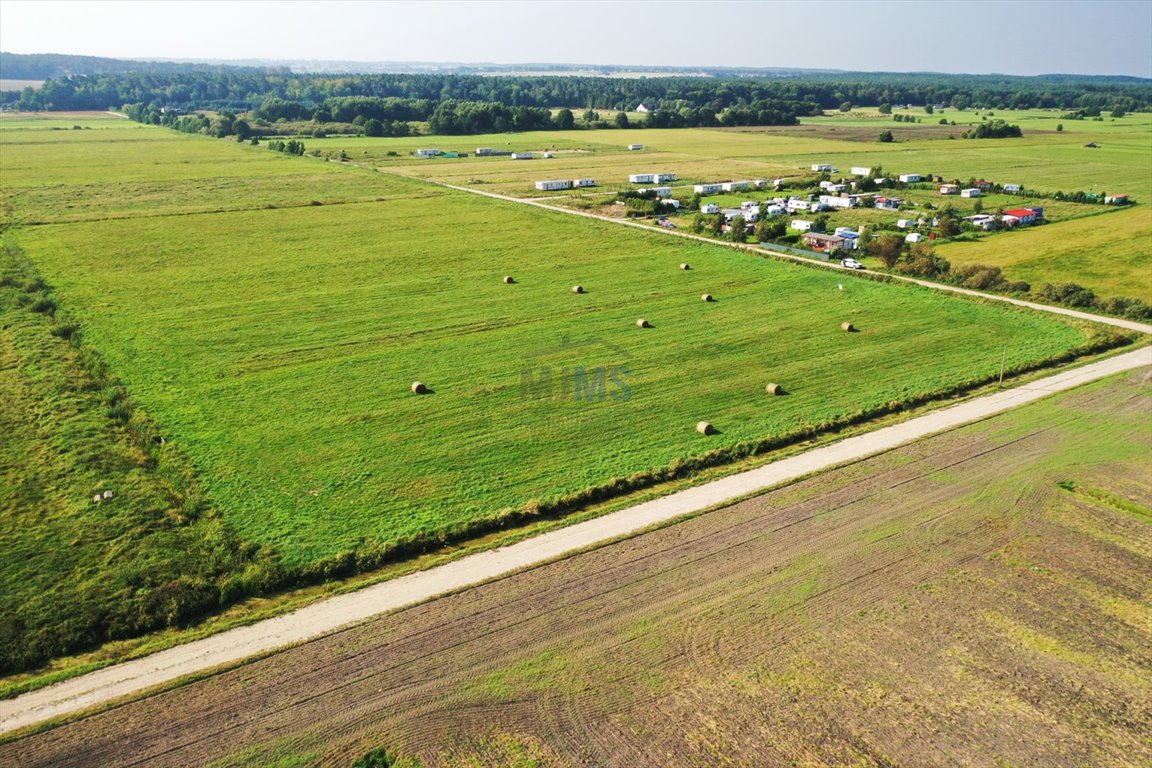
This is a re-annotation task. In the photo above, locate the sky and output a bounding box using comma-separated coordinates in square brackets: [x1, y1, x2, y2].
[1, 0, 1150, 78]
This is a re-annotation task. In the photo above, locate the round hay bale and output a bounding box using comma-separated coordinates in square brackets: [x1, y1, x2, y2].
[503, 275, 515, 284]
[701, 293, 714, 302]
[411, 381, 428, 395]
[696, 420, 715, 435]
[92, 494, 103, 504]
[636, 318, 651, 328]
[102, 490, 114, 500]
[765, 382, 783, 396]
[680, 262, 691, 270]
[841, 322, 856, 332]
[572, 285, 585, 294]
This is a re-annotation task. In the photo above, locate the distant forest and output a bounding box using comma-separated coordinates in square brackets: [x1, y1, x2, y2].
[3, 52, 1150, 135]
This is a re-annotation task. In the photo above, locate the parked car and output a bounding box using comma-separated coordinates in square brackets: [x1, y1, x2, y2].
[841, 258, 865, 270]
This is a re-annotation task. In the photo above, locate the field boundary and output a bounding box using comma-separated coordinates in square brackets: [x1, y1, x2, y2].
[3, 346, 1148, 736]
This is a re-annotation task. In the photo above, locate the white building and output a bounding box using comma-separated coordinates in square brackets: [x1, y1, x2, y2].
[654, 172, 677, 183]
[905, 232, 923, 243]
[898, 173, 923, 183]
[414, 148, 443, 157]
[701, 203, 720, 214]
[896, 219, 916, 229]
[629, 173, 655, 183]
[573, 178, 597, 188]
[475, 147, 493, 156]
[850, 166, 872, 176]
[694, 183, 723, 194]
[791, 219, 814, 231]
[753, 179, 769, 189]
[511, 152, 535, 160]
[721, 180, 751, 192]
[651, 186, 673, 196]
[627, 144, 644, 151]
[661, 198, 680, 209]
[819, 195, 854, 209]
[786, 199, 811, 213]
[535, 179, 572, 191]
[1004, 183, 1022, 193]
[812, 163, 834, 172]
[939, 183, 959, 195]
[764, 204, 785, 216]
[960, 188, 981, 198]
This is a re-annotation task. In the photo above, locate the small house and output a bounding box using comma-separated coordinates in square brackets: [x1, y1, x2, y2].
[939, 184, 959, 195]
[722, 180, 751, 192]
[414, 148, 443, 158]
[511, 152, 535, 160]
[661, 198, 681, 209]
[694, 183, 723, 194]
[629, 173, 655, 183]
[535, 179, 572, 191]
[1003, 207, 1042, 225]
[905, 232, 923, 243]
[654, 172, 677, 183]
[636, 103, 650, 113]
[475, 147, 493, 156]
[651, 186, 673, 196]
[850, 166, 873, 177]
[573, 178, 597, 188]
[960, 188, 981, 198]
[819, 195, 853, 209]
[812, 163, 834, 172]
[627, 144, 644, 151]
[803, 232, 847, 252]
[875, 196, 901, 210]
[764, 204, 785, 216]
[791, 219, 814, 232]
[1003, 183, 1022, 193]
[898, 173, 923, 183]
[701, 203, 720, 214]
[786, 199, 811, 213]
[896, 219, 915, 229]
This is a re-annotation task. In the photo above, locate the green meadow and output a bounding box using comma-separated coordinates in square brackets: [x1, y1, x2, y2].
[0, 112, 1132, 672]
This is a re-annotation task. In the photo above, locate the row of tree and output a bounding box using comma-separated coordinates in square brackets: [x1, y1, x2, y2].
[6, 63, 1150, 116]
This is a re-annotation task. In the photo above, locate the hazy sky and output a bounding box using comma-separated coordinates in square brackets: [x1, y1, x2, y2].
[2, 0, 1150, 78]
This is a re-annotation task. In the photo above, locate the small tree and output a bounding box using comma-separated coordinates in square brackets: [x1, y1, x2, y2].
[614, 111, 630, 128]
[556, 108, 575, 130]
[839, 101, 852, 112]
[583, 109, 599, 123]
[1056, 123, 1064, 132]
[867, 234, 904, 268]
[924, 104, 934, 115]
[728, 215, 747, 243]
[878, 130, 895, 143]
[878, 103, 892, 114]
[363, 118, 385, 137]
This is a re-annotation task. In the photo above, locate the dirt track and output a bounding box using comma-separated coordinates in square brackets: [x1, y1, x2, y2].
[0, 345, 1148, 742]
[5, 367, 1149, 767]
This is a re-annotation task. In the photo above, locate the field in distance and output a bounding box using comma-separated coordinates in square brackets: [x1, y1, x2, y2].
[9, 368, 1149, 767]
[0, 114, 1124, 674]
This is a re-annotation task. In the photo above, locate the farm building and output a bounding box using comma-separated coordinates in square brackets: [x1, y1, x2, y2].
[636, 103, 651, 113]
[694, 183, 723, 194]
[722, 181, 752, 192]
[803, 232, 847, 252]
[535, 179, 573, 191]
[627, 144, 644, 151]
[898, 173, 923, 183]
[654, 173, 677, 183]
[573, 178, 597, 188]
[1003, 207, 1043, 224]
[791, 219, 814, 231]
[960, 188, 982, 198]
[475, 148, 493, 156]
[629, 173, 656, 183]
[414, 148, 443, 158]
[850, 166, 873, 176]
[701, 203, 720, 214]
[939, 184, 959, 195]
[1003, 183, 1023, 193]
[812, 163, 834, 172]
[511, 152, 535, 160]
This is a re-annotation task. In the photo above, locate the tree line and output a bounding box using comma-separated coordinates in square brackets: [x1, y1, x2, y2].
[5, 62, 1150, 117]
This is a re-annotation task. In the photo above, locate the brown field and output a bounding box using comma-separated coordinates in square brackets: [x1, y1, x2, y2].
[5, 370, 1150, 768]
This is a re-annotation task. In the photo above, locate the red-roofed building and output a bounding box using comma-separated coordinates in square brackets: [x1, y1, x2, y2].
[1003, 208, 1042, 225]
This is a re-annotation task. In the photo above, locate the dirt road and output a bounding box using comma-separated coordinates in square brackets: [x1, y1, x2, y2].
[2, 344, 1148, 736]
[7, 366, 1150, 766]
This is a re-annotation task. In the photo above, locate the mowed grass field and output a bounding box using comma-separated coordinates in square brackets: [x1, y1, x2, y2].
[10, 369, 1149, 766]
[340, 110, 1151, 301]
[0, 113, 1131, 675]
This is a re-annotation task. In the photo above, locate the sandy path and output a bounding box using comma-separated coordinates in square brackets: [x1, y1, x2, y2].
[3, 344, 1148, 735]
